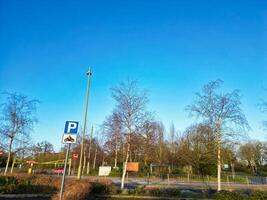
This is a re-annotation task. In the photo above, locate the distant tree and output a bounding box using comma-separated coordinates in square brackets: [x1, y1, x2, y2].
[15, 139, 33, 160]
[155, 122, 165, 164]
[169, 122, 177, 171]
[0, 93, 39, 175]
[140, 121, 160, 166]
[111, 79, 150, 189]
[221, 143, 237, 178]
[86, 126, 93, 174]
[34, 140, 54, 154]
[239, 143, 257, 173]
[177, 124, 217, 175]
[259, 89, 267, 129]
[32, 140, 54, 162]
[239, 141, 267, 174]
[186, 80, 248, 191]
[103, 111, 123, 168]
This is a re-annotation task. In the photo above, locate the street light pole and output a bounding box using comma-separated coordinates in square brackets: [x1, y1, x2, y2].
[77, 67, 92, 180]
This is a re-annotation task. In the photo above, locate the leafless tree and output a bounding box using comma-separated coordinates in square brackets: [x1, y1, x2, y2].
[112, 79, 150, 189]
[155, 122, 165, 164]
[33, 140, 54, 154]
[186, 79, 248, 191]
[259, 89, 267, 129]
[169, 122, 177, 171]
[239, 142, 258, 173]
[0, 93, 39, 175]
[140, 121, 159, 166]
[239, 141, 267, 173]
[103, 111, 123, 168]
[86, 126, 93, 174]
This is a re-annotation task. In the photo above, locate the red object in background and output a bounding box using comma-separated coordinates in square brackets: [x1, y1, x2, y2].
[52, 168, 64, 173]
[0, 149, 3, 156]
[26, 160, 37, 164]
[72, 153, 79, 160]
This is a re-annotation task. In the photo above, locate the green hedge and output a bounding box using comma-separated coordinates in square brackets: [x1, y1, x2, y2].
[214, 190, 267, 200]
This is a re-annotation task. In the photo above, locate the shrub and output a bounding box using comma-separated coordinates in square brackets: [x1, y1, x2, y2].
[51, 179, 112, 200]
[0, 174, 59, 194]
[214, 190, 267, 200]
[52, 180, 92, 200]
[109, 168, 122, 177]
[249, 191, 267, 200]
[145, 187, 181, 197]
[214, 191, 245, 200]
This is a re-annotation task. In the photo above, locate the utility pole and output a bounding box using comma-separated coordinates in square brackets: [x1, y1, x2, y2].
[77, 67, 92, 180]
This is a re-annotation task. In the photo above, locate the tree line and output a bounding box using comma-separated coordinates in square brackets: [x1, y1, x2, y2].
[0, 79, 267, 191]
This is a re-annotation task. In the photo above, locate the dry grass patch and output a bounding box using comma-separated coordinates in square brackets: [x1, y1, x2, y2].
[51, 178, 113, 200]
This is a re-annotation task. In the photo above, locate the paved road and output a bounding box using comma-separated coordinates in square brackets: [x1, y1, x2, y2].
[67, 175, 267, 190]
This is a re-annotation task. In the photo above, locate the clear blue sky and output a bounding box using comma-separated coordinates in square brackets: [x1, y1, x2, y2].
[0, 0, 267, 150]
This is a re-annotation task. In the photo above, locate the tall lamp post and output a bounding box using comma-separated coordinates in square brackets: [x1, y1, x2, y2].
[77, 67, 92, 180]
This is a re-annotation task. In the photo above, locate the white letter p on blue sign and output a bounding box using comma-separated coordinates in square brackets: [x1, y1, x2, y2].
[64, 121, 79, 134]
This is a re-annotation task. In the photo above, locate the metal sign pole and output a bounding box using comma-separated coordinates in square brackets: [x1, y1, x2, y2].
[59, 144, 71, 200]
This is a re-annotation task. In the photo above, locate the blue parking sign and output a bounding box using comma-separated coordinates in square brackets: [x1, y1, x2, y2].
[64, 121, 79, 134]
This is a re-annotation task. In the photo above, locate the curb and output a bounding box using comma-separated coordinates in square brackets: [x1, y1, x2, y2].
[0, 194, 52, 199]
[96, 195, 212, 199]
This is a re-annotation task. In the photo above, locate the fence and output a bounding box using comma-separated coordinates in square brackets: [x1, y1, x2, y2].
[129, 173, 267, 188]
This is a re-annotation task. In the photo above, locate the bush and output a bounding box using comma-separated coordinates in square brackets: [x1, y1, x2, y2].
[214, 190, 267, 200]
[145, 187, 181, 197]
[52, 180, 92, 200]
[215, 191, 245, 200]
[0, 174, 59, 194]
[249, 191, 267, 200]
[51, 179, 112, 200]
[109, 168, 122, 177]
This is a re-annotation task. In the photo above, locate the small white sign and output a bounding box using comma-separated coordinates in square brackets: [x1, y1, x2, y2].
[62, 134, 77, 144]
[223, 164, 229, 169]
[99, 166, 111, 176]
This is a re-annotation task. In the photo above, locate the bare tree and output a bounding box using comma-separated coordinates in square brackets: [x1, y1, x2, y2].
[86, 126, 93, 174]
[239, 141, 266, 174]
[169, 122, 176, 171]
[33, 140, 54, 154]
[140, 121, 159, 166]
[112, 79, 150, 189]
[259, 89, 267, 129]
[0, 93, 39, 175]
[103, 112, 123, 168]
[15, 139, 33, 161]
[156, 122, 165, 164]
[239, 143, 257, 173]
[186, 80, 248, 191]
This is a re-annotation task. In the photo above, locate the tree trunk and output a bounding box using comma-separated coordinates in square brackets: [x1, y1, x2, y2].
[86, 126, 93, 174]
[4, 138, 13, 175]
[121, 135, 130, 189]
[114, 135, 118, 168]
[217, 123, 222, 191]
[102, 153, 105, 166]
[93, 147, 97, 170]
[231, 162, 235, 179]
[82, 148, 87, 175]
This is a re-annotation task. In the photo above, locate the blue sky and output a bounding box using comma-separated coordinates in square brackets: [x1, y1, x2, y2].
[0, 0, 267, 150]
